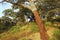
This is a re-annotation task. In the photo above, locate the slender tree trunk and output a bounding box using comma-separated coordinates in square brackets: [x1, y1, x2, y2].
[32, 10, 49, 40]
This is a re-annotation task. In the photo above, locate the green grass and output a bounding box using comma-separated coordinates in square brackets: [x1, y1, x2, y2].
[0, 22, 39, 35]
[0, 22, 40, 40]
[30, 22, 39, 33]
[0, 22, 59, 40]
[8, 26, 21, 34]
[52, 29, 60, 40]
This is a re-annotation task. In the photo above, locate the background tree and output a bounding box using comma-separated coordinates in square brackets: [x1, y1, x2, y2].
[1, 0, 60, 40]
[1, 0, 49, 40]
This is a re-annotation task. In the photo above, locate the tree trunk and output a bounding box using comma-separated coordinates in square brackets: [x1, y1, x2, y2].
[32, 10, 49, 40]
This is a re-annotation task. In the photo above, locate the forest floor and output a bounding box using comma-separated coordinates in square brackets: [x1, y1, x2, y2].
[0, 22, 58, 40]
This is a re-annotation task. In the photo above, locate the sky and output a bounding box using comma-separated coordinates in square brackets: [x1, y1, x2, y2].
[0, 0, 12, 17]
[0, 0, 29, 18]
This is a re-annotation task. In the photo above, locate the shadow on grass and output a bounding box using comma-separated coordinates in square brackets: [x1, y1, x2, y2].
[0, 25, 13, 34]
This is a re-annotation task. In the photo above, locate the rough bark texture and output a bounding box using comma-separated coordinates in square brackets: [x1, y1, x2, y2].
[33, 10, 49, 40]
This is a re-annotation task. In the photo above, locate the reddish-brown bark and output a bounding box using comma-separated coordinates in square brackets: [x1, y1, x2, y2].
[33, 10, 49, 40]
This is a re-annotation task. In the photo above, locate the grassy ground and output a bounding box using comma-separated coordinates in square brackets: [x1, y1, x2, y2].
[0, 22, 59, 40]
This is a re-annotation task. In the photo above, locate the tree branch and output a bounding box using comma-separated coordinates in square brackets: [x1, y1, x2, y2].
[1, 0, 37, 11]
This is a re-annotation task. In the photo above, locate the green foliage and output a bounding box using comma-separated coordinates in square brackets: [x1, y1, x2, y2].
[0, 17, 12, 33]
[0, 0, 60, 40]
[52, 29, 60, 40]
